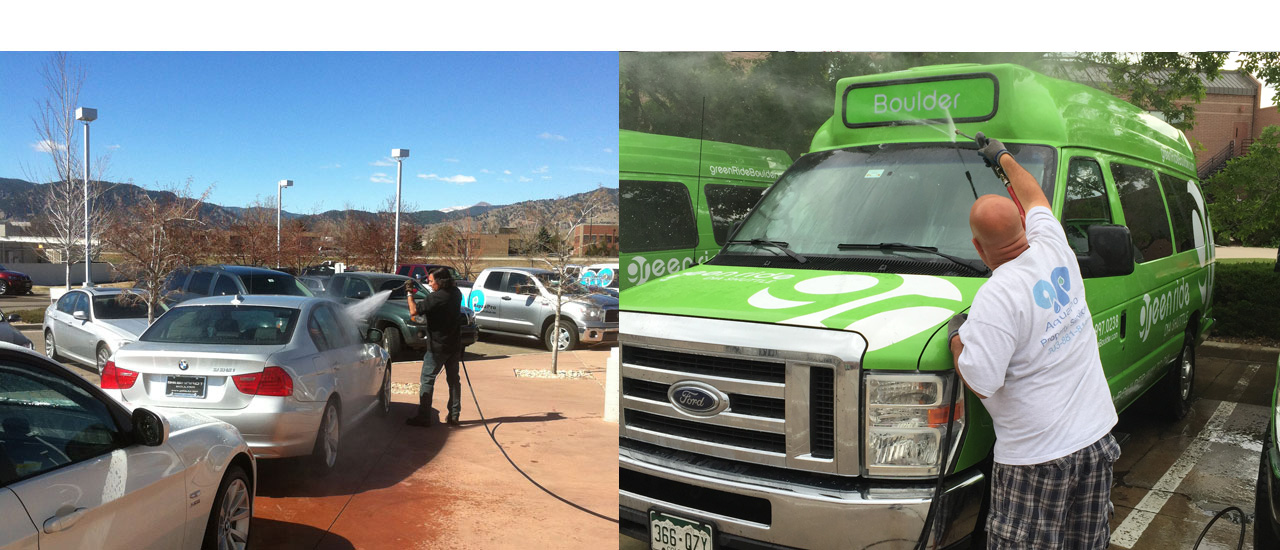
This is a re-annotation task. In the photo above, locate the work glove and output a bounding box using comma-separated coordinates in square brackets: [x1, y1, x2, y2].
[947, 313, 968, 343]
[974, 132, 1010, 168]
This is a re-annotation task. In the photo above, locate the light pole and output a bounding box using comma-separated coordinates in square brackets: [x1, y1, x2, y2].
[76, 107, 96, 287]
[391, 149, 409, 271]
[277, 179, 293, 269]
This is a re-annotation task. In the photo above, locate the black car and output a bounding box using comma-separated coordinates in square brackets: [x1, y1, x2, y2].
[0, 307, 32, 350]
[160, 265, 312, 305]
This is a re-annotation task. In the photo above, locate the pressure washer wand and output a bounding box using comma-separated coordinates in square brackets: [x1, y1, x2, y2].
[955, 130, 1026, 219]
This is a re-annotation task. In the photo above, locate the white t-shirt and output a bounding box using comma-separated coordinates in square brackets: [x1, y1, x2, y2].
[957, 205, 1117, 466]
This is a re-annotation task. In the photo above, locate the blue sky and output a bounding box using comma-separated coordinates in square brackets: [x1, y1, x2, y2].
[0, 52, 618, 213]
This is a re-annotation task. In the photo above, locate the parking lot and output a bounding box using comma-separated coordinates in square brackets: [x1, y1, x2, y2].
[12, 313, 620, 550]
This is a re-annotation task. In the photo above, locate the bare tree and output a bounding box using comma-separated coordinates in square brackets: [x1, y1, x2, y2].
[429, 218, 481, 279]
[99, 181, 214, 323]
[331, 198, 419, 273]
[222, 196, 277, 268]
[514, 188, 613, 373]
[26, 52, 114, 288]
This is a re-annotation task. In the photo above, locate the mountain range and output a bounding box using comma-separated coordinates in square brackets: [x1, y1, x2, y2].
[0, 177, 617, 231]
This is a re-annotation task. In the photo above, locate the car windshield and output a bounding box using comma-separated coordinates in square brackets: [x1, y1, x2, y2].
[141, 305, 300, 345]
[725, 143, 1055, 272]
[238, 273, 311, 296]
[92, 294, 149, 320]
[377, 279, 412, 299]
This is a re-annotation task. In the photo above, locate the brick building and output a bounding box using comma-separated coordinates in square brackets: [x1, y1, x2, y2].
[570, 223, 619, 256]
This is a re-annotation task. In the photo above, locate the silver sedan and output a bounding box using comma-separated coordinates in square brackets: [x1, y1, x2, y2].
[100, 295, 391, 472]
[42, 287, 152, 373]
[0, 342, 256, 550]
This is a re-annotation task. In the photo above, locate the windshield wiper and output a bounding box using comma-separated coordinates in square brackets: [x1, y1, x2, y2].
[726, 238, 808, 264]
[836, 242, 989, 275]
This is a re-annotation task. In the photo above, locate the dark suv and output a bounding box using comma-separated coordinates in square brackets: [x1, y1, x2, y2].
[0, 264, 34, 296]
[396, 263, 472, 288]
[326, 271, 478, 359]
[160, 265, 312, 304]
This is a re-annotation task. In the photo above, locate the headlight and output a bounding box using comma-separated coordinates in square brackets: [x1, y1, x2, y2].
[582, 307, 602, 320]
[864, 372, 965, 478]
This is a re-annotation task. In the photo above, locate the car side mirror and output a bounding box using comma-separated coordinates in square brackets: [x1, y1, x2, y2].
[73, 310, 88, 321]
[6, 313, 19, 323]
[366, 327, 384, 344]
[131, 408, 170, 447]
[1077, 224, 1135, 278]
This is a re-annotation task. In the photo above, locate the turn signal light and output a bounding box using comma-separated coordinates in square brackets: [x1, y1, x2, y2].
[100, 361, 139, 389]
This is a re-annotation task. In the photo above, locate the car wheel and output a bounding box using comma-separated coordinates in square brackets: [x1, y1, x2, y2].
[543, 319, 578, 352]
[311, 400, 341, 473]
[96, 344, 111, 375]
[1258, 430, 1280, 549]
[381, 327, 403, 361]
[0, 280, 8, 295]
[201, 464, 251, 550]
[1163, 337, 1195, 421]
[378, 361, 392, 417]
[44, 330, 60, 361]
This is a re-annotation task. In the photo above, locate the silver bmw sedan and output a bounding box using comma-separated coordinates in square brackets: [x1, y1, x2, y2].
[99, 294, 391, 472]
[43, 287, 152, 373]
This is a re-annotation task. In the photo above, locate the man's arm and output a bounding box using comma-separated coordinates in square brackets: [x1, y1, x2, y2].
[976, 133, 1051, 213]
[946, 314, 989, 400]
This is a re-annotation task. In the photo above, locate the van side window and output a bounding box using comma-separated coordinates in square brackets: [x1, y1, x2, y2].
[1112, 163, 1173, 262]
[620, 180, 697, 252]
[1158, 173, 1198, 253]
[705, 184, 768, 246]
[1061, 158, 1111, 255]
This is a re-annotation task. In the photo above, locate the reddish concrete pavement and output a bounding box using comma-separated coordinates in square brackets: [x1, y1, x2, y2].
[250, 346, 619, 549]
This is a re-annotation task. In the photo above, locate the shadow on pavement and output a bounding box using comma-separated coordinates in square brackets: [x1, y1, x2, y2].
[254, 402, 448, 498]
[453, 411, 566, 430]
[250, 517, 356, 549]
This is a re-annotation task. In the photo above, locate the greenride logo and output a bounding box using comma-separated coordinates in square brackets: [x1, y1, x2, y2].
[707, 164, 785, 180]
[1138, 279, 1192, 342]
[844, 75, 996, 127]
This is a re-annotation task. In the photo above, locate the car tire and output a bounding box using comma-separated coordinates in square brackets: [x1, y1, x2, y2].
[1163, 337, 1195, 421]
[378, 361, 392, 417]
[543, 319, 578, 352]
[381, 327, 403, 361]
[44, 330, 60, 361]
[201, 464, 252, 550]
[1259, 430, 1280, 549]
[96, 344, 111, 375]
[310, 399, 341, 474]
[0, 280, 8, 295]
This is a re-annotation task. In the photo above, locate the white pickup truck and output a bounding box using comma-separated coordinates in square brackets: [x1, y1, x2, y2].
[469, 267, 619, 351]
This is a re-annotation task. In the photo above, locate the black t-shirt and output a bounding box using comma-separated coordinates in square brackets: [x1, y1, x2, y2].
[415, 285, 463, 355]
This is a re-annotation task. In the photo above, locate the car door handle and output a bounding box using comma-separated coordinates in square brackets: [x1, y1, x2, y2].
[501, 296, 511, 301]
[43, 507, 88, 534]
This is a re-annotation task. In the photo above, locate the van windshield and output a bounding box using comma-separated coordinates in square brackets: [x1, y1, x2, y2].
[722, 143, 1055, 275]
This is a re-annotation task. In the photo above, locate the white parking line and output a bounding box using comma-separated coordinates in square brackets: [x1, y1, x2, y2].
[1110, 363, 1261, 548]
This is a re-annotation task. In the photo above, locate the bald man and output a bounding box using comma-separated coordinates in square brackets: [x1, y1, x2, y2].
[947, 134, 1119, 550]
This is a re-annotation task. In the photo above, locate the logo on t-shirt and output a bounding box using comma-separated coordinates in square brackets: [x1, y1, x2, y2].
[1032, 266, 1071, 313]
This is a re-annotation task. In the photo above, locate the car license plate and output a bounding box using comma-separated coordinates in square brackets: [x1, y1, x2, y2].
[166, 375, 207, 398]
[649, 510, 714, 550]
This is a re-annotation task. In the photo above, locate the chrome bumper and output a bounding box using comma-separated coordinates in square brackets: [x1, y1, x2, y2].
[579, 322, 619, 344]
[620, 447, 985, 550]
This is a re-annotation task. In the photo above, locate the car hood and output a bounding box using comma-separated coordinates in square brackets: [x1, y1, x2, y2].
[0, 323, 32, 347]
[1, 270, 30, 279]
[97, 318, 150, 339]
[149, 407, 225, 433]
[622, 266, 985, 367]
[567, 293, 619, 308]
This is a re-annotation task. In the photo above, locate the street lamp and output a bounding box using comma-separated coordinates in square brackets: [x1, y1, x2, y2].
[76, 107, 96, 287]
[391, 149, 409, 271]
[277, 179, 293, 269]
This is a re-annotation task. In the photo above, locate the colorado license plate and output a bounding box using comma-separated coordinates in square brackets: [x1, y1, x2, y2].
[166, 375, 207, 398]
[650, 510, 714, 550]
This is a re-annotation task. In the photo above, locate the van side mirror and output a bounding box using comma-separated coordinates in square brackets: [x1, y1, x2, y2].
[1077, 224, 1135, 278]
[366, 327, 384, 344]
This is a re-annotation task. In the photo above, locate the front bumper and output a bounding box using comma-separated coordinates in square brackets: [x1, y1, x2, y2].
[620, 444, 984, 550]
[578, 321, 619, 344]
[1, 278, 32, 294]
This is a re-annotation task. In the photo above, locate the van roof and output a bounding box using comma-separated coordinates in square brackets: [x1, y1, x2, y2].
[810, 63, 1196, 177]
[620, 130, 793, 182]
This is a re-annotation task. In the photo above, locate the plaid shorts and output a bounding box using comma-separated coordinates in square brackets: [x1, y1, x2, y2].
[986, 433, 1121, 550]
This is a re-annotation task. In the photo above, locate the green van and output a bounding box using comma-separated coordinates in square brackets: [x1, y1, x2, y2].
[618, 64, 1216, 549]
[619, 130, 791, 289]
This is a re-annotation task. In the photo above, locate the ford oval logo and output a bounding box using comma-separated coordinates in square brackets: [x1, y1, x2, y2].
[668, 381, 729, 417]
[178, 360, 189, 371]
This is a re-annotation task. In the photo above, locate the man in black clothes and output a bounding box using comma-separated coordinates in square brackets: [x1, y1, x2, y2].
[404, 267, 464, 427]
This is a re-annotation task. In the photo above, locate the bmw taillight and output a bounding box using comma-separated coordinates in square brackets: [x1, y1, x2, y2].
[100, 361, 139, 390]
[232, 367, 293, 397]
